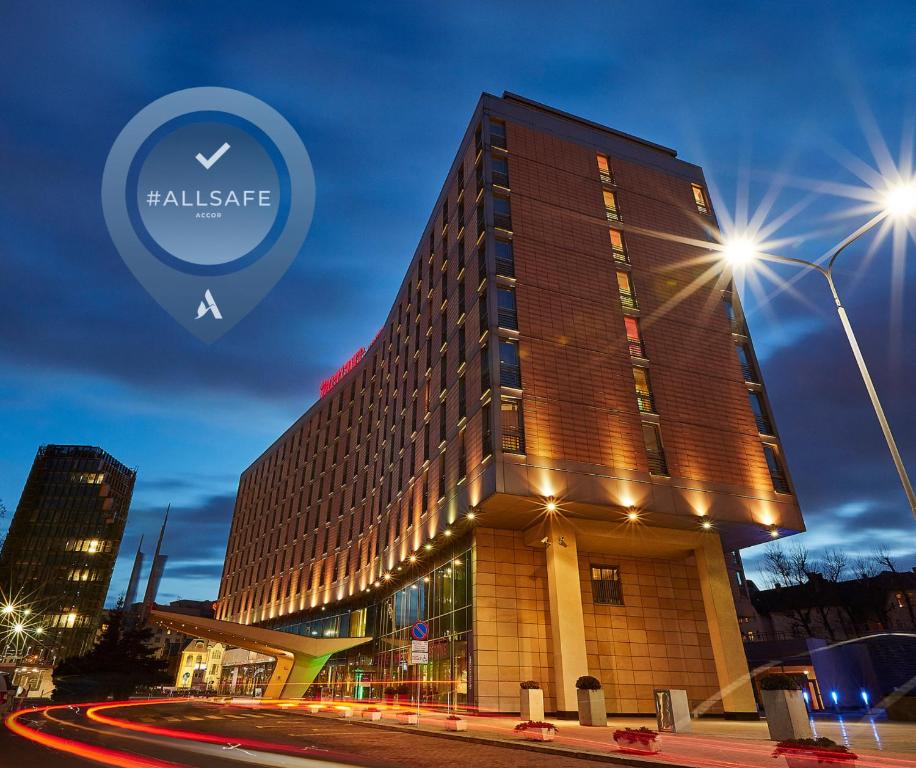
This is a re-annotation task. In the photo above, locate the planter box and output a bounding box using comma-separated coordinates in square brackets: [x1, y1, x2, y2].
[577, 688, 607, 727]
[781, 751, 857, 767]
[521, 728, 556, 742]
[762, 690, 812, 741]
[337, 707, 353, 718]
[361, 710, 382, 721]
[444, 718, 467, 731]
[396, 712, 419, 725]
[306, 704, 322, 714]
[614, 736, 660, 755]
[520, 689, 544, 721]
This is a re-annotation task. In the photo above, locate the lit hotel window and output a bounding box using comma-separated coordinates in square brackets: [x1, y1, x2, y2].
[603, 189, 621, 222]
[632, 367, 656, 413]
[596, 154, 614, 186]
[500, 397, 525, 454]
[494, 238, 514, 278]
[691, 183, 710, 215]
[748, 390, 774, 435]
[609, 229, 628, 264]
[625, 316, 645, 358]
[616, 271, 638, 310]
[590, 565, 623, 605]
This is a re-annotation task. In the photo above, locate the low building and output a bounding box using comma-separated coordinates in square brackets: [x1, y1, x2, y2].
[175, 639, 224, 691]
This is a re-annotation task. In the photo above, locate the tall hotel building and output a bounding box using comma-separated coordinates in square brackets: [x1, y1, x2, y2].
[217, 93, 803, 716]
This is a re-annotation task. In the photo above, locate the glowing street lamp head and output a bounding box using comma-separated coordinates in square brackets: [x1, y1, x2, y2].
[1, 604, 13, 615]
[723, 236, 759, 266]
[885, 182, 916, 218]
[13, 623, 24, 634]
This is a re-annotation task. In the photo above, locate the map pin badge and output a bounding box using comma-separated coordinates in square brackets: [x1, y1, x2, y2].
[102, 87, 314, 343]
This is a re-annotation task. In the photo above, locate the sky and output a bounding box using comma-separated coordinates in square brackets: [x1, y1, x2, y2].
[0, 1, 914, 606]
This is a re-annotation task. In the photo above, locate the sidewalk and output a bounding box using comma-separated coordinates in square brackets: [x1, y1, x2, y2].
[248, 700, 916, 768]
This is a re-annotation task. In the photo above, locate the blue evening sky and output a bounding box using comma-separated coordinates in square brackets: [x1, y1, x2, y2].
[0, 2, 913, 605]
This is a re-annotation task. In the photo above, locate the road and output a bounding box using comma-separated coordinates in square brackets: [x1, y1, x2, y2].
[2, 700, 624, 768]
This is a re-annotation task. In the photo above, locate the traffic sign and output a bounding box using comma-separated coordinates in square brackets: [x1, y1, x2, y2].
[409, 639, 429, 664]
[411, 620, 429, 641]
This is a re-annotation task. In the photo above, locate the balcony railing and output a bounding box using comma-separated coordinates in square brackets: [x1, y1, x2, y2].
[619, 291, 638, 310]
[599, 168, 615, 186]
[495, 255, 515, 278]
[493, 170, 509, 188]
[605, 207, 622, 223]
[494, 213, 512, 232]
[501, 425, 525, 454]
[646, 449, 669, 476]
[500, 363, 521, 389]
[755, 413, 774, 435]
[770, 469, 791, 494]
[741, 362, 758, 383]
[497, 307, 518, 330]
[613, 248, 629, 265]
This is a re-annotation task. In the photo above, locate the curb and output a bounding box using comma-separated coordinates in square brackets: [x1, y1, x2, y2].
[302, 712, 694, 768]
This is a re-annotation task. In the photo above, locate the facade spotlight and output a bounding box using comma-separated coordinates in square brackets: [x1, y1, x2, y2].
[424, 543, 433, 551]
[409, 554, 417, 563]
[1, 605, 13, 615]
[444, 528, 452, 537]
[700, 516, 713, 530]
[769, 525, 780, 538]
[466, 511, 476, 520]
[35, 627, 44, 635]
[13, 623, 24, 633]
[545, 499, 557, 512]
[383, 572, 392, 581]
[627, 506, 639, 521]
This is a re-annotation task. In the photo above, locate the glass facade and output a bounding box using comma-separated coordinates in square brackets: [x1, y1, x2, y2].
[268, 541, 473, 707]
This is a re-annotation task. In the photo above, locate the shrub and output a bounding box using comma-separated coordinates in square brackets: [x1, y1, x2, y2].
[773, 738, 858, 761]
[520, 680, 541, 690]
[776, 738, 850, 753]
[613, 727, 658, 744]
[396, 683, 412, 695]
[514, 720, 558, 732]
[758, 673, 800, 691]
[575, 675, 602, 691]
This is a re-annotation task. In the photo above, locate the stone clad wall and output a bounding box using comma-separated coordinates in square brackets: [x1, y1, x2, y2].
[473, 528, 554, 713]
[578, 550, 722, 714]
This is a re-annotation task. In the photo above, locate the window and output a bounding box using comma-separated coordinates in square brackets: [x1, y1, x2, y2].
[501, 397, 525, 454]
[596, 154, 614, 186]
[590, 565, 622, 605]
[458, 374, 467, 420]
[489, 119, 507, 150]
[479, 288, 489, 336]
[632, 367, 656, 413]
[603, 189, 621, 222]
[499, 339, 521, 388]
[691, 183, 709, 215]
[609, 229, 628, 264]
[723, 292, 744, 333]
[624, 316, 645, 358]
[477, 243, 488, 285]
[495, 238, 514, 277]
[492, 155, 509, 188]
[480, 341, 491, 395]
[616, 271, 638, 310]
[458, 325, 466, 365]
[458, 429, 467, 481]
[763, 443, 790, 493]
[493, 194, 512, 231]
[748, 390, 773, 434]
[642, 423, 668, 476]
[736, 343, 757, 383]
[496, 286, 518, 330]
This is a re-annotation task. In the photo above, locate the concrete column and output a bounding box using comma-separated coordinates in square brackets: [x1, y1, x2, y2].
[542, 518, 590, 714]
[694, 535, 758, 716]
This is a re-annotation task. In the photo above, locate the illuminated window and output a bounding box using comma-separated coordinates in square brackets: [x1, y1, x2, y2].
[642, 423, 668, 476]
[596, 154, 614, 186]
[748, 390, 773, 435]
[624, 316, 644, 358]
[494, 238, 514, 277]
[691, 183, 709, 214]
[590, 565, 622, 605]
[616, 271, 637, 310]
[632, 367, 656, 413]
[603, 190, 621, 222]
[609, 229, 628, 263]
[500, 397, 525, 454]
[66, 612, 77, 628]
[763, 443, 790, 493]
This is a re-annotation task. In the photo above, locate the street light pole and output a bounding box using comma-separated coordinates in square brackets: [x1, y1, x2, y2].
[732, 211, 916, 520]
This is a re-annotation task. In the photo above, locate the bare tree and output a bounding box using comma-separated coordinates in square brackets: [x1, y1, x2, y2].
[761, 543, 815, 636]
[873, 545, 916, 628]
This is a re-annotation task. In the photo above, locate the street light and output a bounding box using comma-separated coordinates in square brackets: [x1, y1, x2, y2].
[723, 185, 916, 520]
